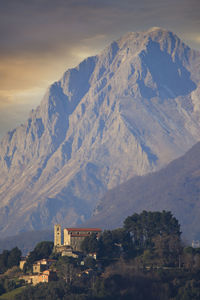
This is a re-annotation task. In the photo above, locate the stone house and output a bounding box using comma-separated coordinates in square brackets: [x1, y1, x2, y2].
[38, 270, 58, 283]
[32, 259, 56, 274]
[20, 270, 57, 285]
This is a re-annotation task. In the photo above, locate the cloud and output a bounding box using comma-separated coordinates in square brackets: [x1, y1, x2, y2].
[0, 0, 116, 57]
[0, 87, 46, 140]
[1, 0, 199, 60]
[187, 34, 200, 45]
[0, 0, 200, 138]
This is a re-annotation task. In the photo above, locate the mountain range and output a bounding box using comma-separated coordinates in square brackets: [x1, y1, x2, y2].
[0, 27, 200, 238]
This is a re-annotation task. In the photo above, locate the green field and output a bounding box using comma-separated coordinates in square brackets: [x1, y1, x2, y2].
[0, 286, 25, 299]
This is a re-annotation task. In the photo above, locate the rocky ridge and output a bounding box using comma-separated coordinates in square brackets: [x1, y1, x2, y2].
[0, 27, 200, 237]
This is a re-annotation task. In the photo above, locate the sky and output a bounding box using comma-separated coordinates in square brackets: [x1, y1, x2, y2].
[0, 0, 200, 139]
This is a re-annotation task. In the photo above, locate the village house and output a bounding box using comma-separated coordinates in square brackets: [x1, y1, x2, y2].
[38, 270, 58, 283]
[19, 257, 27, 270]
[19, 225, 102, 287]
[33, 258, 56, 274]
[20, 270, 57, 286]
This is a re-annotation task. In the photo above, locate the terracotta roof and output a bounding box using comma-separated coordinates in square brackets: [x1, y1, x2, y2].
[43, 270, 51, 274]
[64, 228, 102, 232]
[47, 259, 56, 262]
[71, 234, 93, 237]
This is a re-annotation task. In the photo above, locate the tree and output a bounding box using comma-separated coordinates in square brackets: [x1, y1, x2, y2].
[3, 279, 16, 293]
[84, 256, 96, 269]
[111, 228, 134, 258]
[0, 281, 5, 296]
[98, 230, 119, 260]
[177, 280, 200, 300]
[24, 241, 54, 272]
[0, 247, 21, 273]
[81, 229, 134, 261]
[182, 247, 200, 270]
[0, 250, 9, 273]
[153, 233, 182, 266]
[81, 233, 99, 254]
[7, 247, 21, 268]
[124, 210, 181, 251]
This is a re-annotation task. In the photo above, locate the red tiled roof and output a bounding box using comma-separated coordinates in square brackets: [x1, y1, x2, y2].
[64, 228, 102, 232]
[70, 234, 93, 237]
[47, 259, 56, 262]
[43, 270, 50, 274]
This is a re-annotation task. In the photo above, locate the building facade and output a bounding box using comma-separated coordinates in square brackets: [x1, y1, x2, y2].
[54, 224, 62, 246]
[64, 228, 102, 251]
[32, 259, 56, 274]
[54, 225, 101, 252]
[20, 270, 57, 285]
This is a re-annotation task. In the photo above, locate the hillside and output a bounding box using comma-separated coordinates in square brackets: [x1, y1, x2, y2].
[85, 142, 200, 242]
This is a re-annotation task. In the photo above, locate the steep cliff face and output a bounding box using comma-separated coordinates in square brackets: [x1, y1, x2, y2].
[1, 27, 200, 237]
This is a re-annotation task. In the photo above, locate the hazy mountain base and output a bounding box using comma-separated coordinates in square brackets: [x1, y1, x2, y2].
[0, 230, 53, 255]
[85, 141, 200, 242]
[1, 28, 200, 237]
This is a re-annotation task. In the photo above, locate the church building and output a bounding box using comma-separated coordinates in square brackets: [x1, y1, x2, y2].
[54, 225, 101, 252]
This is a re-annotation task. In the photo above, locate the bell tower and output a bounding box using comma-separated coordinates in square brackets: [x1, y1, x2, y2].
[54, 224, 62, 246]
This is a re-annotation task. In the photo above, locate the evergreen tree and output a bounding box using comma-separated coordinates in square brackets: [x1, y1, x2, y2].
[124, 210, 181, 249]
[24, 241, 54, 272]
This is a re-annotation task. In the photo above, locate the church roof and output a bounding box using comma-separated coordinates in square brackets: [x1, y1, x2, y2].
[64, 228, 102, 232]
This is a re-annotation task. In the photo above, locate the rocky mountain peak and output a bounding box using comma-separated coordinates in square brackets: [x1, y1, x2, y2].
[0, 28, 200, 237]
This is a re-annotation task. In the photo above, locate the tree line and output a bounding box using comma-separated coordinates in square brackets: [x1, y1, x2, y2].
[81, 210, 182, 267]
[1, 210, 200, 299]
